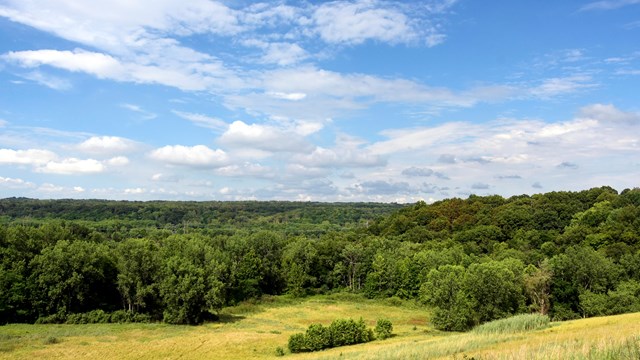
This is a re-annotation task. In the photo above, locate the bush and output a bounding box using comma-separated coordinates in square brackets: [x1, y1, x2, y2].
[35, 313, 66, 324]
[288, 333, 307, 353]
[305, 323, 332, 351]
[275, 346, 285, 356]
[109, 310, 133, 323]
[287, 318, 375, 353]
[375, 318, 393, 340]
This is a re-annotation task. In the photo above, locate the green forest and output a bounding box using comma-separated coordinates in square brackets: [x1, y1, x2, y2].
[1, 186, 640, 332]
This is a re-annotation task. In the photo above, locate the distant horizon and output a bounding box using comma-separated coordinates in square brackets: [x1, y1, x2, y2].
[0, 184, 632, 204]
[1, 1, 639, 202]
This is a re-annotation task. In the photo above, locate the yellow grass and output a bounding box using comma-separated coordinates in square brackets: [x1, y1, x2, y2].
[1, 296, 639, 360]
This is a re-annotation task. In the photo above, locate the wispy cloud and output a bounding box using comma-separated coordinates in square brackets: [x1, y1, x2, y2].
[172, 110, 228, 132]
[120, 103, 157, 120]
[21, 70, 72, 90]
[580, 0, 640, 11]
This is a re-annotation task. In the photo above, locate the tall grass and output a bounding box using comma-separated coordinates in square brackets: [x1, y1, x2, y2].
[472, 314, 550, 335]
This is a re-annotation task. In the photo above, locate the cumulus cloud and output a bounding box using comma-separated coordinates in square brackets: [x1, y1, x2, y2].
[292, 134, 386, 168]
[149, 145, 229, 167]
[77, 136, 138, 155]
[0, 176, 36, 189]
[219, 121, 313, 153]
[578, 103, 640, 124]
[0, 148, 57, 165]
[106, 156, 130, 166]
[36, 158, 105, 174]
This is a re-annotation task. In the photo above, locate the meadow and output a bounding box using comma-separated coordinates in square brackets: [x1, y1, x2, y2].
[1, 294, 639, 360]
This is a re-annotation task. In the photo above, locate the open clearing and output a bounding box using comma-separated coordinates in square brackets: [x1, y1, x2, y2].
[1, 295, 639, 360]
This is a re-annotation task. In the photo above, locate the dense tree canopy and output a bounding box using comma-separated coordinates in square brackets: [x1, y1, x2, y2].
[1, 186, 639, 328]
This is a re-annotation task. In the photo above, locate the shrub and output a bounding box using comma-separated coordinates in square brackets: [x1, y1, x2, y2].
[305, 323, 332, 351]
[288, 318, 375, 353]
[375, 318, 393, 340]
[35, 313, 66, 324]
[275, 346, 285, 356]
[86, 309, 110, 323]
[109, 310, 133, 323]
[288, 333, 307, 353]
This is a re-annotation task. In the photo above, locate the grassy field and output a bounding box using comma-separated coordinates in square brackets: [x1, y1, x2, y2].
[1, 295, 639, 360]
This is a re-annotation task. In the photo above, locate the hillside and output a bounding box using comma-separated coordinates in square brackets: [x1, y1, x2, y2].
[1, 295, 638, 360]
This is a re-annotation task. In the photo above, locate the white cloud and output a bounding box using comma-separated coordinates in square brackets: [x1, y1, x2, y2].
[0, 119, 7, 127]
[36, 158, 106, 174]
[216, 162, 274, 178]
[21, 70, 72, 90]
[172, 110, 228, 131]
[38, 183, 65, 193]
[578, 103, 640, 124]
[0, 148, 57, 165]
[106, 156, 130, 166]
[529, 75, 596, 98]
[77, 136, 138, 155]
[4, 49, 124, 78]
[3, 48, 230, 91]
[313, 1, 427, 45]
[267, 92, 307, 101]
[242, 39, 308, 66]
[219, 120, 314, 153]
[120, 104, 157, 120]
[149, 144, 229, 167]
[0, 176, 36, 189]
[124, 187, 146, 194]
[292, 134, 385, 168]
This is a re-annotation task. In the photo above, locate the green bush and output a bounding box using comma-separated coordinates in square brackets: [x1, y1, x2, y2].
[275, 346, 285, 356]
[109, 310, 133, 323]
[375, 318, 393, 339]
[288, 333, 307, 353]
[287, 318, 375, 353]
[305, 323, 332, 351]
[35, 313, 66, 324]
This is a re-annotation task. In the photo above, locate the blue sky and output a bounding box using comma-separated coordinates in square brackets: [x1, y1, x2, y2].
[0, 0, 639, 202]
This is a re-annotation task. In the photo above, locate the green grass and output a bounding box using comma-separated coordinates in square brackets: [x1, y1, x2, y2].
[0, 297, 638, 360]
[472, 314, 550, 335]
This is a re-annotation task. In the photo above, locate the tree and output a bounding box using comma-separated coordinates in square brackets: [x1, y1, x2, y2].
[420, 265, 473, 331]
[30, 240, 118, 317]
[463, 260, 524, 324]
[524, 262, 552, 315]
[115, 238, 160, 314]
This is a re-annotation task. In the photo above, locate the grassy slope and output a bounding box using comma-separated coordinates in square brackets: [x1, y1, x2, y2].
[1, 296, 638, 360]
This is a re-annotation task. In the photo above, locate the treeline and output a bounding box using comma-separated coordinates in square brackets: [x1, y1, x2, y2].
[1, 187, 640, 329]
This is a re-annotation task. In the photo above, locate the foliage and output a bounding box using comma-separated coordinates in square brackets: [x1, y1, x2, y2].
[2, 186, 640, 327]
[288, 318, 375, 353]
[374, 318, 393, 339]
